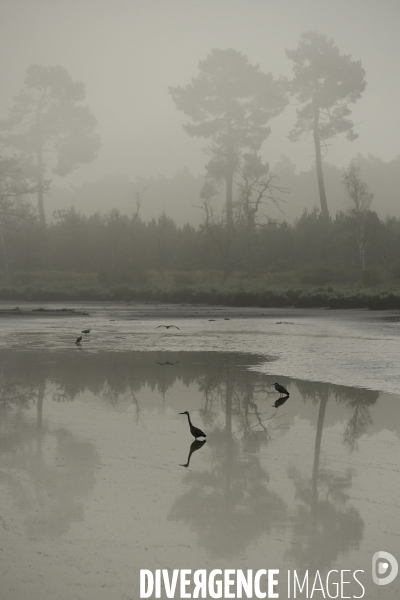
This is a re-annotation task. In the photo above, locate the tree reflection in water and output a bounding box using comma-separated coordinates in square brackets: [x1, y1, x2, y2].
[169, 363, 380, 563]
[294, 380, 379, 451]
[170, 362, 288, 558]
[286, 391, 364, 571]
[0, 348, 386, 564]
[284, 382, 378, 570]
[0, 364, 99, 537]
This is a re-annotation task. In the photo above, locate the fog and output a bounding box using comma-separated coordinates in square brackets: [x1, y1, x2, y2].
[2, 8, 400, 594]
[2, 1, 400, 293]
[1, 0, 400, 221]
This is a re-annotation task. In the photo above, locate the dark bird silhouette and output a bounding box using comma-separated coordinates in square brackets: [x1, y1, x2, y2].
[156, 361, 179, 366]
[81, 329, 90, 334]
[75, 336, 82, 344]
[180, 439, 206, 468]
[273, 395, 290, 408]
[179, 411, 206, 439]
[156, 325, 180, 330]
[274, 382, 289, 396]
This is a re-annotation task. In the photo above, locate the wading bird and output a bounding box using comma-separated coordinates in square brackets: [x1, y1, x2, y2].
[75, 336, 82, 344]
[156, 325, 180, 330]
[179, 411, 206, 439]
[274, 382, 289, 396]
[82, 329, 90, 334]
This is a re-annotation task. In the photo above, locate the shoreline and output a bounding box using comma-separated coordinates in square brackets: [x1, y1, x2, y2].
[1, 284, 400, 310]
[0, 301, 390, 321]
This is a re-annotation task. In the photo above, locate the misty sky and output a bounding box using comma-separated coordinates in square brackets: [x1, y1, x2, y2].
[1, 0, 400, 188]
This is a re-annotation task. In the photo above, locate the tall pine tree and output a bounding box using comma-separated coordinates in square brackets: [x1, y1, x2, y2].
[1, 65, 101, 225]
[286, 32, 366, 218]
[169, 49, 286, 239]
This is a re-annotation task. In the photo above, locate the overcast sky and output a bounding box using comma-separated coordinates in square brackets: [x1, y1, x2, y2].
[1, 0, 399, 187]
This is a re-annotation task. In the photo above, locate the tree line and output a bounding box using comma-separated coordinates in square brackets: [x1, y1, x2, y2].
[1, 197, 399, 288]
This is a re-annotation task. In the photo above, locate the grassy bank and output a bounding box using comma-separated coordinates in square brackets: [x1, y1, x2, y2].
[1, 274, 400, 310]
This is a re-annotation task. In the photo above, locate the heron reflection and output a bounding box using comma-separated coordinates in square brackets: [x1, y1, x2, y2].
[180, 439, 207, 468]
[273, 395, 290, 408]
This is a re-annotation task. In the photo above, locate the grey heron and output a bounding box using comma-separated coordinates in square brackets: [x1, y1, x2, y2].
[179, 411, 206, 439]
[274, 382, 289, 396]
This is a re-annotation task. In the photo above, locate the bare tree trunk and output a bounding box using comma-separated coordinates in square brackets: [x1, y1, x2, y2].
[313, 82, 329, 219]
[158, 211, 166, 284]
[221, 249, 231, 282]
[0, 223, 9, 282]
[357, 221, 367, 270]
[223, 119, 235, 283]
[37, 144, 46, 227]
[226, 118, 235, 238]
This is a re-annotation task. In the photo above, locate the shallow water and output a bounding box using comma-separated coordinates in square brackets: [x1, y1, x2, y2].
[1, 302, 400, 393]
[0, 304, 400, 599]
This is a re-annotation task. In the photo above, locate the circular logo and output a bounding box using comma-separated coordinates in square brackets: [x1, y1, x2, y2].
[372, 552, 398, 586]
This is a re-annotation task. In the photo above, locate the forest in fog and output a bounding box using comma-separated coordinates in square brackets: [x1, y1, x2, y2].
[1, 25, 400, 305]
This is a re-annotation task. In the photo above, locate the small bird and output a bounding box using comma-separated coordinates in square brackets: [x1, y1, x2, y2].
[75, 336, 83, 344]
[274, 382, 289, 396]
[81, 329, 90, 334]
[156, 325, 180, 330]
[180, 411, 206, 439]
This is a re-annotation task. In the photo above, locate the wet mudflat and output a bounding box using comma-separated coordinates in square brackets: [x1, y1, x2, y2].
[0, 305, 400, 599]
[1, 301, 400, 393]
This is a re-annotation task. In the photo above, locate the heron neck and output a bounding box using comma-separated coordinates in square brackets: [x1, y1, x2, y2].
[186, 413, 192, 426]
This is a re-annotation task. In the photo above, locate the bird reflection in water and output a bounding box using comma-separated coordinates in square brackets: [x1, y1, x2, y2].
[156, 361, 179, 366]
[180, 439, 207, 468]
[273, 395, 290, 408]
